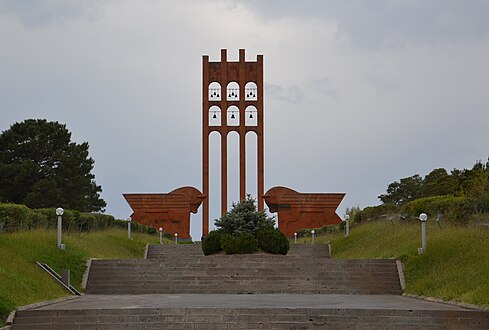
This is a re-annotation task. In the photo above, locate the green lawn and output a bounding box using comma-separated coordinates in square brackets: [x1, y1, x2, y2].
[0, 228, 165, 325]
[298, 220, 489, 308]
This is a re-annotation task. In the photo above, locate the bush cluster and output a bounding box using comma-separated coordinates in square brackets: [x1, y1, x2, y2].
[202, 228, 289, 255]
[296, 225, 340, 238]
[221, 232, 259, 254]
[401, 195, 478, 222]
[353, 204, 400, 223]
[201, 230, 222, 255]
[352, 195, 481, 224]
[0, 203, 155, 234]
[257, 228, 289, 254]
[202, 196, 290, 255]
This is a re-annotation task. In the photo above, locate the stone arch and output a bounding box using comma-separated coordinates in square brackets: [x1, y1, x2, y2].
[208, 106, 221, 126]
[245, 131, 258, 201]
[245, 82, 257, 101]
[226, 81, 239, 101]
[245, 105, 257, 126]
[209, 131, 221, 231]
[209, 81, 221, 101]
[227, 105, 240, 126]
[227, 131, 240, 209]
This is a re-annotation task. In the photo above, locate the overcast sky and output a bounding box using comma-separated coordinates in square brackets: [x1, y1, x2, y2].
[1, 0, 488, 239]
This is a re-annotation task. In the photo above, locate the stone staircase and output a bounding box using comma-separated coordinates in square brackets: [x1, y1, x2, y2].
[85, 244, 402, 295]
[12, 244, 489, 329]
[12, 305, 489, 329]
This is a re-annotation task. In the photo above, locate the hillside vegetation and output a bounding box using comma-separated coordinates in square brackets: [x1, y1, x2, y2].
[302, 219, 489, 308]
[0, 228, 164, 325]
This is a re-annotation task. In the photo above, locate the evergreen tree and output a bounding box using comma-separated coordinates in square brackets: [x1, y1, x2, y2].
[0, 119, 106, 212]
[214, 195, 275, 235]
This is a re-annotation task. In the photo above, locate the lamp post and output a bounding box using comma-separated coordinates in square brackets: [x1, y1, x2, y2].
[56, 207, 64, 250]
[127, 217, 132, 240]
[311, 230, 315, 244]
[418, 213, 428, 255]
[159, 227, 163, 245]
[345, 214, 350, 239]
[174, 233, 178, 244]
[294, 232, 297, 244]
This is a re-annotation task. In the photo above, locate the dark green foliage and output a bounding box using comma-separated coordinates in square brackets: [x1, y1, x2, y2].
[338, 221, 346, 230]
[378, 174, 423, 205]
[203, 196, 288, 255]
[354, 204, 400, 223]
[202, 230, 222, 255]
[421, 168, 458, 197]
[221, 232, 258, 254]
[0, 203, 45, 232]
[460, 161, 489, 212]
[296, 225, 340, 237]
[214, 195, 275, 235]
[0, 119, 106, 212]
[0, 203, 154, 234]
[402, 196, 478, 222]
[354, 195, 479, 224]
[378, 159, 489, 214]
[374, 158, 489, 223]
[257, 228, 289, 254]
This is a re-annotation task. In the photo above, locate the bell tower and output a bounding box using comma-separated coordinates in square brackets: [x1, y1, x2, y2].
[202, 49, 264, 235]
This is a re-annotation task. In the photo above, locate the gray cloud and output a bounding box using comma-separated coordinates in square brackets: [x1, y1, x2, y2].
[0, 0, 103, 27]
[237, 0, 489, 48]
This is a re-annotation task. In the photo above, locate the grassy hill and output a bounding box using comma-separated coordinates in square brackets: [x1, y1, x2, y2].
[302, 219, 489, 308]
[0, 228, 165, 325]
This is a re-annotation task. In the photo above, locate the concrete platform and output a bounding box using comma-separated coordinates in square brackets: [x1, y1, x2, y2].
[33, 294, 471, 311]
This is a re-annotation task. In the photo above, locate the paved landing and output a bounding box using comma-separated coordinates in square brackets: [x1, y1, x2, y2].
[34, 294, 471, 311]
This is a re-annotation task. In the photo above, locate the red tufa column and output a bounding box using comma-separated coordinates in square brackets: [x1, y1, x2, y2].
[202, 55, 210, 236]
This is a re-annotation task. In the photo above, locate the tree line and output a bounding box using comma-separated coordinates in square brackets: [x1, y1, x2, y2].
[378, 159, 489, 212]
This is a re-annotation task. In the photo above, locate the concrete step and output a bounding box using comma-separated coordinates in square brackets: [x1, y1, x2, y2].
[92, 257, 393, 266]
[85, 257, 402, 295]
[13, 307, 489, 329]
[145, 244, 331, 259]
[146, 244, 204, 258]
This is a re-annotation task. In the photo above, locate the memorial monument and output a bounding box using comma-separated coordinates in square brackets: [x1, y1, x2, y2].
[124, 49, 344, 239]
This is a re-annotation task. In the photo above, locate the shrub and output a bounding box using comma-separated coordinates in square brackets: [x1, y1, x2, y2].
[0, 203, 31, 232]
[355, 204, 401, 223]
[202, 230, 222, 255]
[257, 228, 289, 255]
[401, 195, 478, 222]
[221, 232, 258, 254]
[0, 203, 156, 234]
[338, 221, 346, 230]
